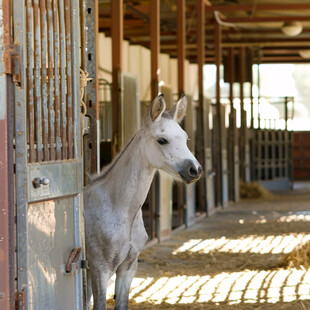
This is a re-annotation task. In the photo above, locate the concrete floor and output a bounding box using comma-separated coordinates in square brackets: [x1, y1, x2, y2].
[108, 182, 310, 309]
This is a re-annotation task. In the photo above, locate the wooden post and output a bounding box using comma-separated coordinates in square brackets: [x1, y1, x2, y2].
[177, 0, 185, 95]
[228, 47, 235, 201]
[150, 0, 160, 98]
[214, 21, 223, 206]
[177, 0, 186, 225]
[196, 0, 206, 212]
[150, 0, 160, 240]
[111, 0, 123, 155]
[239, 46, 246, 181]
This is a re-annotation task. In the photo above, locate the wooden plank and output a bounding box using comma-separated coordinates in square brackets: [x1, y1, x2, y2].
[111, 0, 123, 154]
[224, 16, 310, 23]
[209, 3, 310, 11]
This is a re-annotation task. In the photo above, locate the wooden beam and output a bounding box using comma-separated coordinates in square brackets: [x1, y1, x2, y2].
[111, 0, 123, 154]
[209, 3, 310, 12]
[150, 0, 160, 98]
[224, 16, 310, 23]
[177, 0, 185, 95]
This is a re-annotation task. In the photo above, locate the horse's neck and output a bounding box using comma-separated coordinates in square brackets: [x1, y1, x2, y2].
[107, 137, 155, 211]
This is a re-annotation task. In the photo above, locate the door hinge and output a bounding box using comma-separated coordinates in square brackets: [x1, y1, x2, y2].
[15, 291, 25, 310]
[6, 44, 21, 87]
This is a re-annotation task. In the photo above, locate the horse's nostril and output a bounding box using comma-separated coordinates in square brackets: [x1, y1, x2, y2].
[189, 166, 197, 177]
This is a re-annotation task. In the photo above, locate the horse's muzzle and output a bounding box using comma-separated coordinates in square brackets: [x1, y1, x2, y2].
[179, 160, 202, 184]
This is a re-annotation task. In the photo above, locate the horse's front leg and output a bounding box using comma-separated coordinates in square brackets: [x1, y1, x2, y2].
[114, 257, 138, 310]
[90, 267, 112, 310]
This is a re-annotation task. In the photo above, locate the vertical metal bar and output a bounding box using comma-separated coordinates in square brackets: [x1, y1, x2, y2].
[214, 21, 223, 206]
[0, 1, 12, 308]
[53, 0, 61, 160]
[111, 0, 123, 155]
[40, 0, 49, 161]
[64, 0, 73, 159]
[13, 0, 29, 306]
[71, 1, 82, 306]
[33, 0, 43, 162]
[59, 0, 67, 159]
[71, 0, 80, 159]
[46, 0, 55, 160]
[26, 0, 35, 162]
[196, 0, 206, 212]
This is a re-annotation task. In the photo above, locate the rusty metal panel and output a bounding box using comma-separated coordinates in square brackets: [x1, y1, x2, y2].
[27, 200, 75, 309]
[27, 161, 82, 202]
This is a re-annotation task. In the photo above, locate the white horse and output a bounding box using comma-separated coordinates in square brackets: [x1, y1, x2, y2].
[84, 94, 202, 310]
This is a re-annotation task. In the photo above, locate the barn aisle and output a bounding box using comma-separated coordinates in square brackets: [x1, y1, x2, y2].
[108, 182, 310, 309]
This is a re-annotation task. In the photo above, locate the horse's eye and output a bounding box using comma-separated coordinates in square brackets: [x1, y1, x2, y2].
[157, 138, 168, 145]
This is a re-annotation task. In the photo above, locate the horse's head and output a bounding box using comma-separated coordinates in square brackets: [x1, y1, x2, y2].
[141, 94, 202, 184]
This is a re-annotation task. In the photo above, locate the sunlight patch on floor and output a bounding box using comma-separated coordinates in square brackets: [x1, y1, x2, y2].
[172, 234, 310, 255]
[120, 269, 310, 305]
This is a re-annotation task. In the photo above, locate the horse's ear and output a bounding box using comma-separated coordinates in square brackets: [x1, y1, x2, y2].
[170, 94, 187, 123]
[150, 94, 166, 122]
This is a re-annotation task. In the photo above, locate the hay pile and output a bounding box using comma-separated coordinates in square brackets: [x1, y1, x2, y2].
[283, 240, 310, 269]
[240, 180, 273, 199]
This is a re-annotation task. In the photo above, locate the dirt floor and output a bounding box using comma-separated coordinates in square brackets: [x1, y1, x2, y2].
[107, 182, 310, 309]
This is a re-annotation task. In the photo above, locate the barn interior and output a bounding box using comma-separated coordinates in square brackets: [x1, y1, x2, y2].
[2, 0, 310, 309]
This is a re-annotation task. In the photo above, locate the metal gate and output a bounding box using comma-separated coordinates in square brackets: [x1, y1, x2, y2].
[13, 0, 84, 308]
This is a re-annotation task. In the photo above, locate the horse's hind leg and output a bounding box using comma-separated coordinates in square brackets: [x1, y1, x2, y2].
[90, 267, 112, 310]
[114, 258, 138, 310]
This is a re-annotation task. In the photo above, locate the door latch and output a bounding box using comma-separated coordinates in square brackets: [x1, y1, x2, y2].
[32, 177, 50, 189]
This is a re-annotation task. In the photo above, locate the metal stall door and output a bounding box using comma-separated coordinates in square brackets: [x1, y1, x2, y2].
[13, 0, 84, 309]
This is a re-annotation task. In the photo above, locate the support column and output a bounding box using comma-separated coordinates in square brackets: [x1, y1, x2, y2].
[111, 0, 123, 155]
[177, 0, 185, 95]
[239, 46, 246, 181]
[150, 0, 160, 240]
[177, 0, 186, 225]
[196, 0, 206, 212]
[214, 21, 223, 206]
[228, 47, 235, 201]
[150, 0, 160, 98]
